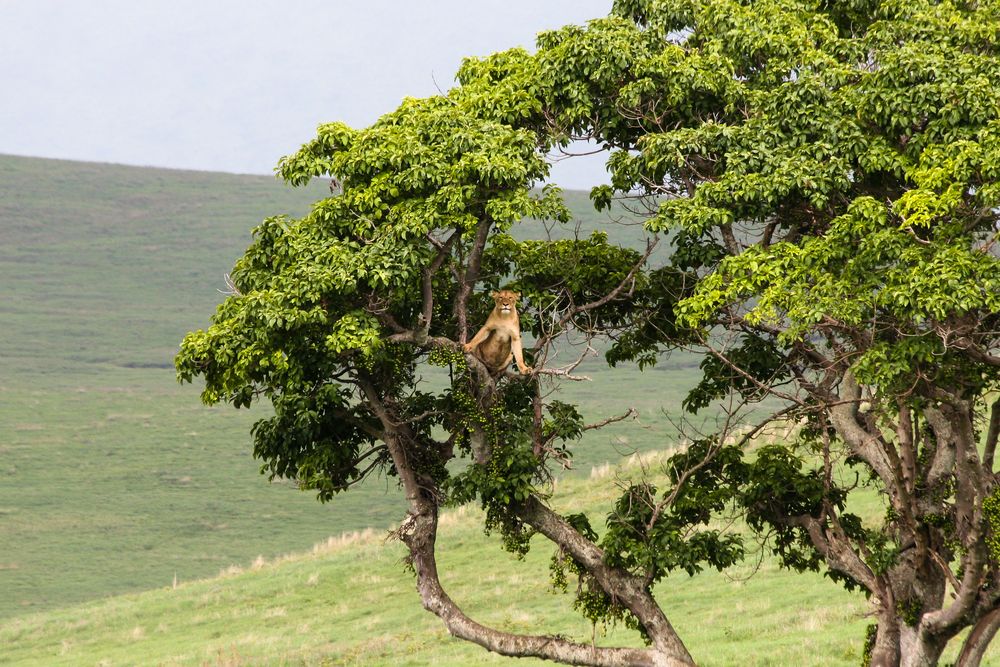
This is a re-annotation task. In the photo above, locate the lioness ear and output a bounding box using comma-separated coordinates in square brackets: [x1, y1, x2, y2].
[490, 291, 498, 299]
[514, 291, 521, 299]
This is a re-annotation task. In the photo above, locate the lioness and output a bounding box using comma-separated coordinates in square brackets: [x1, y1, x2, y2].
[464, 290, 532, 375]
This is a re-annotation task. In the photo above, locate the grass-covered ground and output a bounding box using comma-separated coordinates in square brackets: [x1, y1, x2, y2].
[1, 453, 878, 667]
[0, 155, 703, 620]
[8, 450, 994, 666]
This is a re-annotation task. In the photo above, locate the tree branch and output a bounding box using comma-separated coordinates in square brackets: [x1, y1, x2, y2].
[826, 371, 901, 506]
[583, 407, 638, 432]
[783, 513, 880, 593]
[331, 407, 385, 441]
[531, 367, 592, 382]
[455, 218, 493, 344]
[922, 402, 991, 639]
[552, 236, 659, 333]
[332, 446, 389, 491]
[516, 496, 695, 664]
[364, 363, 693, 666]
[984, 397, 1000, 473]
[956, 606, 1000, 667]
[399, 500, 693, 667]
[417, 231, 460, 344]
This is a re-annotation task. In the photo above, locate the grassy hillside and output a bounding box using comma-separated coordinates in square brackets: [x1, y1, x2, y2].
[0, 155, 703, 620]
[0, 454, 873, 667]
[6, 453, 994, 666]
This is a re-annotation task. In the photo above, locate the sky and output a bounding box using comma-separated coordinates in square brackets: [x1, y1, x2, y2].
[0, 0, 613, 189]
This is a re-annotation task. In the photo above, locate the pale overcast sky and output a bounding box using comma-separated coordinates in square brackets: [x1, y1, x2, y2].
[0, 1, 612, 189]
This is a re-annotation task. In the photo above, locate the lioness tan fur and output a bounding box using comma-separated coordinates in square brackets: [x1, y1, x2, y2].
[464, 290, 532, 375]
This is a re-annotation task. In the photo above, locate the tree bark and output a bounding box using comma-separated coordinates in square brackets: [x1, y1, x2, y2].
[827, 373, 906, 515]
[982, 398, 1000, 473]
[898, 624, 947, 667]
[401, 495, 692, 667]
[869, 615, 900, 667]
[455, 217, 492, 343]
[956, 607, 1000, 667]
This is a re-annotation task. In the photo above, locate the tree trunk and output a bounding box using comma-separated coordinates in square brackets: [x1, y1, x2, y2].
[869, 616, 901, 667]
[868, 618, 954, 667]
[898, 624, 947, 667]
[956, 608, 1000, 667]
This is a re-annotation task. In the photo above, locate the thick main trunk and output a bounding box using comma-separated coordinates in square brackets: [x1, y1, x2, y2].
[868, 619, 951, 667]
[869, 616, 900, 667]
[823, 392, 996, 667]
[899, 624, 947, 667]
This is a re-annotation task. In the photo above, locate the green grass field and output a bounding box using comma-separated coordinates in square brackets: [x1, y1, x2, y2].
[1, 454, 876, 666]
[5, 452, 995, 666]
[0, 155, 703, 621]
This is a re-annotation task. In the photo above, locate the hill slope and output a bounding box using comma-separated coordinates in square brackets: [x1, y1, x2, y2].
[2, 454, 881, 667]
[0, 155, 701, 620]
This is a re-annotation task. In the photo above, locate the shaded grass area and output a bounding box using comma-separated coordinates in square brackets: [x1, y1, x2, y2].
[1, 455, 880, 667]
[0, 155, 703, 620]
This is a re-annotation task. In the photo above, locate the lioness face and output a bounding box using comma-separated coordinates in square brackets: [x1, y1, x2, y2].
[491, 290, 520, 314]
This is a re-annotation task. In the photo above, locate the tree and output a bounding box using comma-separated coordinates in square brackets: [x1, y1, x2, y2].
[177, 1, 1000, 666]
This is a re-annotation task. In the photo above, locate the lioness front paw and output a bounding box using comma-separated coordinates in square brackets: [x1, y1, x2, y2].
[463, 343, 473, 353]
[520, 366, 534, 375]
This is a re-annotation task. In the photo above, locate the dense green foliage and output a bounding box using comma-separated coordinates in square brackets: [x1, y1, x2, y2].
[510, 1, 1000, 663]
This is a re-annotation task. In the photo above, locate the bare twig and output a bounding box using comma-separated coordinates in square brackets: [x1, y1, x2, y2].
[218, 273, 243, 296]
[583, 407, 638, 432]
